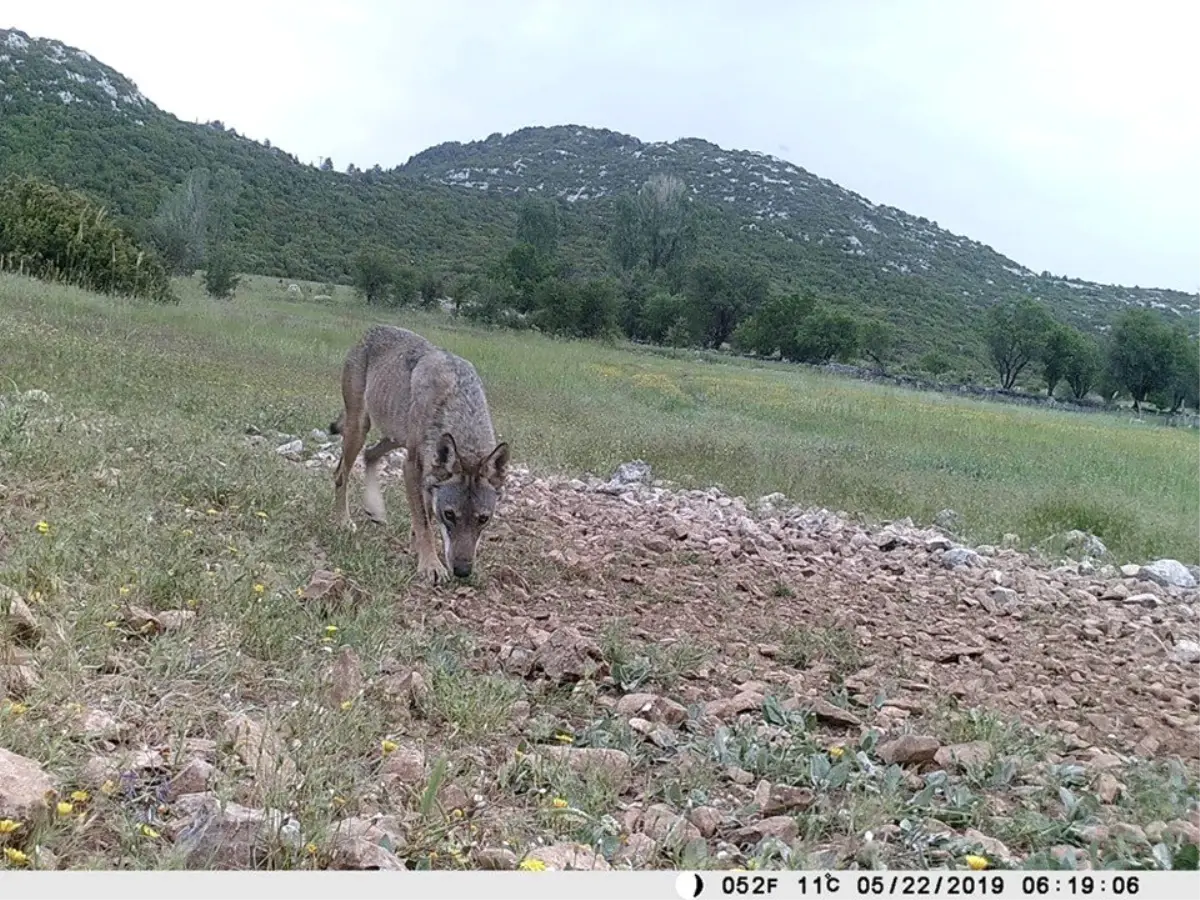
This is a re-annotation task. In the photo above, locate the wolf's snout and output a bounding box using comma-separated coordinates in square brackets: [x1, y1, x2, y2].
[452, 560, 473, 578]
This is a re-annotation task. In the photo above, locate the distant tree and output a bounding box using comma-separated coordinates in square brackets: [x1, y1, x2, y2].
[351, 248, 394, 304]
[791, 304, 860, 364]
[418, 269, 445, 308]
[1156, 325, 1200, 412]
[639, 290, 690, 345]
[858, 318, 896, 373]
[731, 290, 817, 359]
[1107, 308, 1174, 412]
[919, 350, 954, 377]
[637, 174, 691, 273]
[148, 167, 210, 275]
[608, 195, 643, 272]
[686, 260, 769, 349]
[982, 297, 1055, 390]
[1061, 330, 1103, 401]
[391, 264, 420, 306]
[320, 157, 334, 172]
[609, 175, 693, 276]
[515, 197, 560, 260]
[202, 246, 241, 299]
[1041, 324, 1074, 397]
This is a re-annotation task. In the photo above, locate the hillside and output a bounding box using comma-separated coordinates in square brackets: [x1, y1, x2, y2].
[1, 27, 1195, 374]
[399, 125, 1197, 329]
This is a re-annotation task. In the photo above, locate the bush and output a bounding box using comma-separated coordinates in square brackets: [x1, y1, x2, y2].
[0, 174, 175, 303]
[202, 246, 241, 299]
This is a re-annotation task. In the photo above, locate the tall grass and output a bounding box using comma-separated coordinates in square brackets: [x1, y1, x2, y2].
[2, 271, 1196, 563]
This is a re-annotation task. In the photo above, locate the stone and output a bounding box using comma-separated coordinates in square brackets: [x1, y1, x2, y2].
[0, 747, 56, 820]
[877, 734, 941, 766]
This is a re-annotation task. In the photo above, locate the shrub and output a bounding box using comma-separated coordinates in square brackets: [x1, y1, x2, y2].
[0, 174, 175, 302]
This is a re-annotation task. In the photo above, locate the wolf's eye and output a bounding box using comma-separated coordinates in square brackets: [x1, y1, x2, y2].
[477, 514, 490, 526]
[443, 510, 457, 524]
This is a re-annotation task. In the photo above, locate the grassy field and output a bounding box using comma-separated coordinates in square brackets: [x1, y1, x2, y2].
[2, 273, 1195, 565]
[0, 272, 1197, 870]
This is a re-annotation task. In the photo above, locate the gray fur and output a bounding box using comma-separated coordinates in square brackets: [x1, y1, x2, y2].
[331, 325, 509, 583]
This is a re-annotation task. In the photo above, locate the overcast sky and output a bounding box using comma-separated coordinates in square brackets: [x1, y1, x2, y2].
[6, 1, 1199, 292]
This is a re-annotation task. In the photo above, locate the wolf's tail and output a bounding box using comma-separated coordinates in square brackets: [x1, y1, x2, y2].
[328, 410, 345, 435]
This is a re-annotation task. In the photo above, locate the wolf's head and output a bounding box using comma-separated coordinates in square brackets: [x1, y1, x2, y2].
[427, 432, 510, 579]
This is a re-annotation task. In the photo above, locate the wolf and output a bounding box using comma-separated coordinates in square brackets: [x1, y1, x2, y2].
[329, 325, 510, 583]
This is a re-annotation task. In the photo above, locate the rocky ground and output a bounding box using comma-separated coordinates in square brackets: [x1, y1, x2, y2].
[2, 431, 1198, 871]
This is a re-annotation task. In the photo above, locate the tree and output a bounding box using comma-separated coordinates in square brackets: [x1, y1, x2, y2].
[418, 269, 445, 308]
[496, 242, 553, 311]
[1159, 325, 1199, 412]
[148, 167, 210, 275]
[609, 175, 693, 276]
[203, 246, 241, 299]
[1062, 330, 1102, 401]
[639, 290, 690, 345]
[791, 304, 860, 364]
[858, 318, 895, 373]
[686, 260, 769, 349]
[982, 297, 1055, 390]
[320, 157, 334, 172]
[1108, 308, 1174, 412]
[352, 248, 394, 304]
[731, 291, 817, 359]
[515, 197, 560, 260]
[608, 195, 643, 272]
[1041, 324, 1074, 397]
[391, 264, 420, 307]
[637, 174, 691, 273]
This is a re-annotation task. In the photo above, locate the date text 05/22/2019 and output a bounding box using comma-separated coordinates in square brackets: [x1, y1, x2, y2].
[713, 873, 1145, 896]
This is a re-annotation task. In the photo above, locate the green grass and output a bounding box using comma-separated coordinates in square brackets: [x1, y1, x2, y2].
[0, 272, 1197, 871]
[2, 272, 1195, 564]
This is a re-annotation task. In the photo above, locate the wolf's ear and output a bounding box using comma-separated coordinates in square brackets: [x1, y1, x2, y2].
[481, 442, 510, 489]
[430, 432, 461, 481]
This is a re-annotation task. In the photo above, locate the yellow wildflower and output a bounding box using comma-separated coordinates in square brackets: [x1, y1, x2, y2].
[5, 702, 28, 716]
[296, 587, 305, 596]
[828, 745, 845, 759]
[965, 855, 989, 871]
[519, 857, 547, 871]
[71, 790, 90, 803]
[35, 520, 50, 535]
[100, 780, 117, 795]
[119, 585, 131, 595]
[553, 732, 574, 744]
[324, 624, 338, 635]
[0, 819, 20, 834]
[253, 583, 265, 594]
[206, 508, 219, 515]
[140, 824, 160, 839]
[381, 739, 398, 755]
[305, 842, 318, 855]
[56, 801, 73, 816]
[180, 528, 193, 537]
[332, 795, 346, 807]
[551, 797, 568, 809]
[256, 511, 268, 519]
[340, 700, 353, 711]
[104, 620, 118, 629]
[3, 847, 29, 866]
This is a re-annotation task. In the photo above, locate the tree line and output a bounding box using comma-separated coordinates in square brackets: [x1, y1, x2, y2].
[982, 296, 1198, 412]
[2, 163, 1193, 415]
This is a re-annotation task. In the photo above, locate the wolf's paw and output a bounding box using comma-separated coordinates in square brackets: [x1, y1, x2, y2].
[416, 554, 449, 585]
